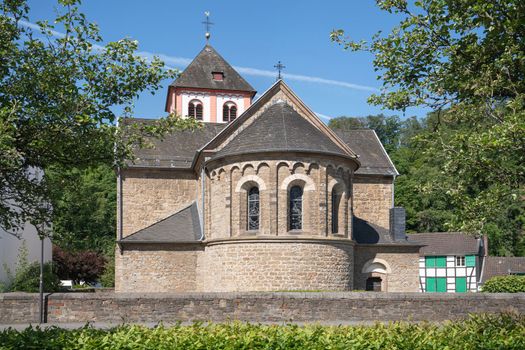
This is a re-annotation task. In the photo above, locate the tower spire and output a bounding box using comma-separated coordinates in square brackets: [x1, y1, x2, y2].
[202, 11, 214, 43]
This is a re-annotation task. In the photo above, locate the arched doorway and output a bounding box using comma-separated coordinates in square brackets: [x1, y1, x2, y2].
[361, 259, 391, 292]
[366, 277, 383, 291]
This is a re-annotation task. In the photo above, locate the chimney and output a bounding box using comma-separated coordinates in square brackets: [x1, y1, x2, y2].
[482, 234, 489, 257]
[390, 207, 406, 241]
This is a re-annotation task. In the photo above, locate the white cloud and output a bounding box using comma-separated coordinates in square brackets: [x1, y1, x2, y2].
[17, 20, 379, 93]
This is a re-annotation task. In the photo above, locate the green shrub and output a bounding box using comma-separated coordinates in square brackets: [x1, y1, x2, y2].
[99, 257, 115, 288]
[9, 262, 61, 293]
[0, 313, 524, 349]
[53, 246, 106, 284]
[482, 275, 525, 293]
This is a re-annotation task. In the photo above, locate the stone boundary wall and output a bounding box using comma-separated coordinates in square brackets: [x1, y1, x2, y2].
[1, 292, 524, 324]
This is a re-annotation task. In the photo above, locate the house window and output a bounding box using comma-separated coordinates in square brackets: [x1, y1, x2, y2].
[212, 71, 224, 81]
[247, 187, 259, 231]
[223, 102, 237, 122]
[465, 255, 476, 267]
[331, 191, 339, 233]
[425, 256, 446, 268]
[188, 100, 203, 120]
[289, 186, 303, 230]
[456, 256, 466, 267]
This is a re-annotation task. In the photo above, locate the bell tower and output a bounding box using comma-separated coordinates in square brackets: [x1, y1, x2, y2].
[164, 45, 256, 123]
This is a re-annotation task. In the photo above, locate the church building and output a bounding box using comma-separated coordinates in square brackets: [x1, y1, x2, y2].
[115, 44, 423, 293]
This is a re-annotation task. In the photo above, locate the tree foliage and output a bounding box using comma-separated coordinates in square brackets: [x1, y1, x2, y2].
[329, 114, 401, 152]
[46, 164, 116, 253]
[332, 0, 525, 255]
[0, 0, 198, 237]
[53, 245, 106, 284]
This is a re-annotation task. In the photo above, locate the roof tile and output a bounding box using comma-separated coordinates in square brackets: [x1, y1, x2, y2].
[213, 102, 351, 160]
[407, 232, 481, 256]
[171, 45, 255, 93]
[119, 202, 201, 243]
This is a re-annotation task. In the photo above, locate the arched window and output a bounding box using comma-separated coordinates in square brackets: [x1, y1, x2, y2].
[289, 186, 303, 230]
[247, 187, 259, 230]
[188, 100, 203, 120]
[331, 191, 339, 233]
[223, 102, 237, 122]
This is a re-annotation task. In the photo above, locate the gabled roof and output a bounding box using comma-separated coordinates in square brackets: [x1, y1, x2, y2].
[407, 232, 482, 256]
[199, 80, 359, 165]
[170, 45, 255, 94]
[212, 101, 351, 160]
[119, 202, 202, 243]
[481, 256, 525, 283]
[334, 129, 398, 176]
[122, 118, 225, 168]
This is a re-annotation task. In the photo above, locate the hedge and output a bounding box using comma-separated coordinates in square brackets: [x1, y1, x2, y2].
[1, 313, 524, 349]
[482, 275, 525, 293]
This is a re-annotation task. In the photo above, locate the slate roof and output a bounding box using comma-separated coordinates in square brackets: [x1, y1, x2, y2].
[119, 202, 202, 243]
[481, 256, 525, 283]
[334, 129, 398, 176]
[122, 118, 397, 172]
[170, 45, 255, 94]
[123, 118, 225, 168]
[213, 102, 351, 160]
[407, 232, 482, 256]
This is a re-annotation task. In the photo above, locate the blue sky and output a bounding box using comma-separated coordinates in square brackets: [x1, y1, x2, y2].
[27, 0, 430, 122]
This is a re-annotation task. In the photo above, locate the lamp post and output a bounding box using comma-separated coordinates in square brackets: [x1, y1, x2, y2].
[35, 220, 50, 325]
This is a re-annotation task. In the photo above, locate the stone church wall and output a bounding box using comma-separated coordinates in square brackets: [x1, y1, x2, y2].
[197, 240, 354, 292]
[354, 245, 420, 292]
[352, 176, 393, 231]
[120, 169, 198, 237]
[206, 155, 356, 239]
[115, 244, 204, 293]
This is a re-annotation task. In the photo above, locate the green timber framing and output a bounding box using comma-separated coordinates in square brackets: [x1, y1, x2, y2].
[419, 255, 478, 293]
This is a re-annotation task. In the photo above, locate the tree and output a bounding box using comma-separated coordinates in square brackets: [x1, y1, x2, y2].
[332, 0, 525, 255]
[329, 114, 402, 152]
[0, 0, 198, 237]
[46, 164, 116, 254]
[53, 245, 106, 285]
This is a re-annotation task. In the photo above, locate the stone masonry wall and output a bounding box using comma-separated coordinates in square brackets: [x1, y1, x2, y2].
[206, 155, 356, 239]
[353, 176, 392, 230]
[2, 292, 524, 324]
[197, 240, 354, 292]
[115, 244, 203, 293]
[121, 169, 198, 237]
[354, 245, 420, 292]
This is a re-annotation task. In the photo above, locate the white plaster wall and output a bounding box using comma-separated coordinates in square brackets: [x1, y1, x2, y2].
[181, 92, 211, 122]
[0, 225, 52, 284]
[216, 93, 246, 123]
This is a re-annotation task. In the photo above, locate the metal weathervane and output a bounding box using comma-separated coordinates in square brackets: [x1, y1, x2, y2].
[274, 61, 285, 80]
[202, 11, 214, 42]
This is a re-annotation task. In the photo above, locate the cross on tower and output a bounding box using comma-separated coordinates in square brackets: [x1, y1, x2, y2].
[274, 61, 285, 80]
[202, 11, 214, 42]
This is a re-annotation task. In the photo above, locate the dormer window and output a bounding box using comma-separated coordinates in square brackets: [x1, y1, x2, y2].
[223, 102, 237, 122]
[188, 99, 203, 120]
[212, 72, 224, 81]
